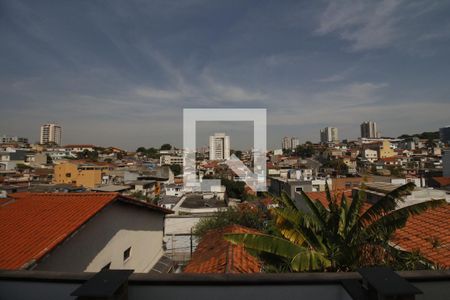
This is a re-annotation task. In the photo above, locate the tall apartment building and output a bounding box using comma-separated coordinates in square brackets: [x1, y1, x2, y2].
[282, 137, 291, 150]
[360, 121, 379, 139]
[40, 123, 62, 145]
[444, 149, 450, 177]
[320, 127, 339, 143]
[209, 133, 230, 160]
[440, 126, 450, 145]
[291, 138, 300, 150]
[282, 137, 299, 150]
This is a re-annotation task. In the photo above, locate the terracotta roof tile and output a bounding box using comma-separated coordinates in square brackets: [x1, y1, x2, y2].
[184, 225, 261, 274]
[305, 190, 372, 213]
[393, 204, 450, 268]
[432, 177, 450, 187]
[0, 192, 118, 270]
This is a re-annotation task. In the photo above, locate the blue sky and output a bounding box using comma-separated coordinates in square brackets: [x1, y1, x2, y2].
[1, 0, 449, 150]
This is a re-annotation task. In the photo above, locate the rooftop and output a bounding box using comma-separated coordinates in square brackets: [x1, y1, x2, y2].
[184, 225, 261, 274]
[0, 192, 171, 270]
[393, 204, 450, 268]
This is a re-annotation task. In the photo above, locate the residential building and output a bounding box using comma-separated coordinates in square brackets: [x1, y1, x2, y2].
[53, 161, 111, 188]
[209, 133, 230, 160]
[160, 155, 183, 166]
[0, 192, 172, 273]
[281, 136, 300, 150]
[40, 123, 62, 145]
[362, 148, 378, 162]
[444, 149, 450, 177]
[439, 126, 450, 144]
[281, 136, 291, 150]
[360, 121, 379, 138]
[291, 137, 300, 150]
[0, 150, 29, 171]
[164, 183, 184, 197]
[320, 127, 339, 143]
[0, 135, 28, 144]
[378, 140, 396, 158]
[64, 144, 96, 153]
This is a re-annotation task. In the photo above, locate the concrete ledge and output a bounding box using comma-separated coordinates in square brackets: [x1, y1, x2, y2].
[0, 269, 448, 285]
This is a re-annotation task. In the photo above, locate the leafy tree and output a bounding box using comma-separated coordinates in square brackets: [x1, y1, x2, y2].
[168, 164, 181, 176]
[295, 143, 314, 158]
[77, 150, 99, 161]
[221, 178, 246, 199]
[136, 147, 159, 159]
[322, 159, 348, 175]
[233, 150, 243, 159]
[194, 204, 269, 237]
[136, 147, 147, 153]
[16, 163, 33, 171]
[225, 183, 445, 272]
[160, 143, 172, 150]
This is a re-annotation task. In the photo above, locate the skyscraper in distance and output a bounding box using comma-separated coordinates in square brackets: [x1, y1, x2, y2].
[320, 127, 339, 143]
[360, 121, 379, 138]
[40, 123, 62, 145]
[209, 133, 230, 160]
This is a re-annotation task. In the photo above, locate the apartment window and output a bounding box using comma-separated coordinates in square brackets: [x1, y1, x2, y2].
[123, 247, 131, 261]
[295, 187, 303, 192]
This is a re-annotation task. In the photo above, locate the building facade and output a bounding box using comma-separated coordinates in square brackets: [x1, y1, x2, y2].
[440, 126, 450, 145]
[282, 136, 299, 150]
[40, 123, 62, 145]
[53, 161, 110, 188]
[209, 133, 230, 160]
[360, 121, 379, 139]
[320, 127, 339, 143]
[444, 149, 450, 177]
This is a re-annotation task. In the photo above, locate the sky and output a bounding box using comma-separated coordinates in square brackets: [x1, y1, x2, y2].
[0, 0, 449, 150]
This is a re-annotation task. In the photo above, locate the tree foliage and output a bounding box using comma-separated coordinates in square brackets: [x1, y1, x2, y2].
[160, 143, 172, 150]
[193, 204, 269, 237]
[225, 183, 446, 272]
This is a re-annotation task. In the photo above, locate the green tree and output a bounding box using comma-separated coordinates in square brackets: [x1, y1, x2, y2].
[136, 147, 147, 153]
[295, 143, 314, 158]
[225, 183, 445, 272]
[221, 178, 245, 199]
[194, 204, 269, 237]
[160, 143, 172, 150]
[168, 164, 181, 176]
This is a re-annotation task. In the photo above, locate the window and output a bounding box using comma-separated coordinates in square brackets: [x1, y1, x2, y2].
[101, 262, 111, 270]
[295, 187, 303, 192]
[123, 247, 131, 261]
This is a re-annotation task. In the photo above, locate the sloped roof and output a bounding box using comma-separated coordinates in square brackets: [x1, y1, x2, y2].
[184, 225, 261, 273]
[0, 192, 171, 270]
[392, 204, 450, 268]
[432, 177, 450, 187]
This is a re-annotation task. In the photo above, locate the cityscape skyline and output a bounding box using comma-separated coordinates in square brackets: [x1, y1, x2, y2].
[1, 1, 450, 150]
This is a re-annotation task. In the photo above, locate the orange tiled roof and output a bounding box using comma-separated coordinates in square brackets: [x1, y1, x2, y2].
[432, 177, 450, 187]
[0, 192, 118, 270]
[306, 190, 352, 206]
[393, 204, 450, 268]
[305, 190, 372, 212]
[184, 225, 261, 273]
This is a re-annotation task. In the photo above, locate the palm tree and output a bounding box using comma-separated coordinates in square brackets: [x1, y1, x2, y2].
[225, 183, 445, 272]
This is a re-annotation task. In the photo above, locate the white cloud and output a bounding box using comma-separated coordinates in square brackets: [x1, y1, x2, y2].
[316, 0, 403, 51]
[134, 87, 184, 100]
